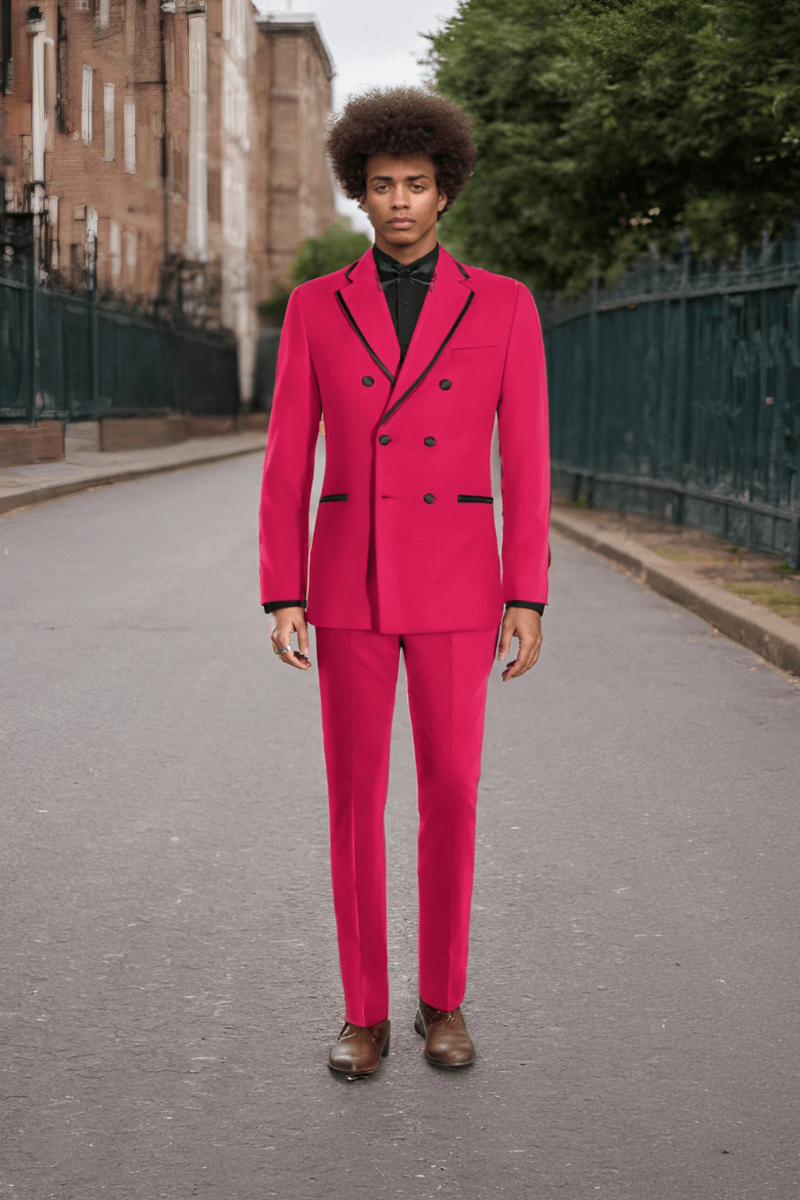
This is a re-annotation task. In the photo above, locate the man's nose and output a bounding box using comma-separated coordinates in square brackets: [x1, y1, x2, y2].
[392, 190, 410, 208]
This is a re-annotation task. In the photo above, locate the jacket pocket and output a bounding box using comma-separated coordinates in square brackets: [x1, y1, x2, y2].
[450, 346, 501, 365]
[319, 493, 349, 502]
[457, 494, 493, 504]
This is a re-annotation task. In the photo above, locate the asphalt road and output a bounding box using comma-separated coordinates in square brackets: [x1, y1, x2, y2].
[2, 451, 799, 1200]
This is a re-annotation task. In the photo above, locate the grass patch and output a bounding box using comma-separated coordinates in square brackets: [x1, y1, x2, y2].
[724, 581, 800, 620]
[773, 560, 800, 576]
[655, 547, 725, 564]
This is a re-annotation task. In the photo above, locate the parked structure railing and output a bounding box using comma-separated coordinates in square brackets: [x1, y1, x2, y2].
[1, 212, 239, 426]
[540, 231, 800, 569]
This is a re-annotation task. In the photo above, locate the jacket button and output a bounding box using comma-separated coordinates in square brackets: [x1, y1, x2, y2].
[378, 434, 391, 445]
[423, 493, 435, 504]
[362, 375, 374, 387]
[439, 379, 452, 390]
[424, 436, 436, 447]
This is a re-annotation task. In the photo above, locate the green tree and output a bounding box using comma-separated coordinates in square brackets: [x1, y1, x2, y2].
[427, 0, 800, 294]
[261, 222, 372, 323]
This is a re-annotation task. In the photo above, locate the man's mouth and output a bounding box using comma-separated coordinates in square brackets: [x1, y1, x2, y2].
[389, 218, 413, 227]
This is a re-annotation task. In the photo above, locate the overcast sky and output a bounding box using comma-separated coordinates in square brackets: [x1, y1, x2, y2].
[253, 0, 463, 233]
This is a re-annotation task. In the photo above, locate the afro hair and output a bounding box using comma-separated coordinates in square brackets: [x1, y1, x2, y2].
[326, 87, 476, 214]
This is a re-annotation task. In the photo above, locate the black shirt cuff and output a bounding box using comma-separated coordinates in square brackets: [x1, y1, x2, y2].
[263, 600, 306, 614]
[506, 601, 545, 616]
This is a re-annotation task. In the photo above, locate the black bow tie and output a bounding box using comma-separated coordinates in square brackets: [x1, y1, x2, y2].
[374, 247, 438, 291]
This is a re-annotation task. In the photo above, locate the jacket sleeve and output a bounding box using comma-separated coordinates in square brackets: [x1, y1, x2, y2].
[496, 282, 551, 606]
[258, 286, 322, 606]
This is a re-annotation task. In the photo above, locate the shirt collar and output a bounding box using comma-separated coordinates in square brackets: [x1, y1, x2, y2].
[373, 242, 440, 287]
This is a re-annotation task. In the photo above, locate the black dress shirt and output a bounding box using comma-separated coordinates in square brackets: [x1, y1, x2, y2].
[263, 244, 545, 618]
[373, 242, 439, 364]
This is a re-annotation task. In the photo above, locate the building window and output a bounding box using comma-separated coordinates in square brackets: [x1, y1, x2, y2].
[186, 13, 208, 261]
[46, 195, 59, 272]
[56, 7, 67, 132]
[81, 64, 92, 144]
[124, 229, 138, 286]
[109, 220, 121, 288]
[1, 0, 13, 96]
[95, 0, 109, 30]
[124, 101, 136, 173]
[103, 83, 114, 160]
[3, 0, 14, 95]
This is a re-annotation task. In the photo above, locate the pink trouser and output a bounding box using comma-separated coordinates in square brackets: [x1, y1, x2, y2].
[315, 625, 498, 1028]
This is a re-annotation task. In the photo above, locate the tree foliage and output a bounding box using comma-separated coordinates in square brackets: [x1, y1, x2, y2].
[426, 0, 800, 293]
[261, 222, 372, 323]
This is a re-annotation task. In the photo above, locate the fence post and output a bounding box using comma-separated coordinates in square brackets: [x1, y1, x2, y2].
[87, 209, 100, 419]
[587, 274, 599, 499]
[28, 242, 38, 426]
[673, 233, 691, 486]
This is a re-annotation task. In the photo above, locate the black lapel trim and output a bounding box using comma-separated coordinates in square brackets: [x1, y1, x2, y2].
[344, 261, 358, 282]
[455, 260, 470, 280]
[335, 291, 396, 384]
[379, 292, 475, 427]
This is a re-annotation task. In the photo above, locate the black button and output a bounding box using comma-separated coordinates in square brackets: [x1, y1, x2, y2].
[424, 436, 436, 447]
[362, 375, 374, 387]
[378, 434, 391, 445]
[439, 379, 452, 391]
[423, 493, 435, 504]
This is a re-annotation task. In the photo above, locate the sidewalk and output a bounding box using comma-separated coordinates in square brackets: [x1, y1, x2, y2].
[0, 429, 267, 517]
[551, 503, 800, 679]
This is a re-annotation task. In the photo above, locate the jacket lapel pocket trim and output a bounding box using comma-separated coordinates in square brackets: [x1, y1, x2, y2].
[378, 291, 475, 427]
[335, 291, 396, 385]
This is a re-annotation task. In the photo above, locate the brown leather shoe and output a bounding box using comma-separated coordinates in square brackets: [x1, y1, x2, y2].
[415, 998, 476, 1067]
[327, 1019, 390, 1077]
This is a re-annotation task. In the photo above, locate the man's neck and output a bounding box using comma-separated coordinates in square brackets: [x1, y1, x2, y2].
[373, 231, 439, 265]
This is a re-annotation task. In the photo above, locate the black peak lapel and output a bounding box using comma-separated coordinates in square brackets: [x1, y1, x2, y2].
[335, 250, 399, 384]
[379, 248, 475, 427]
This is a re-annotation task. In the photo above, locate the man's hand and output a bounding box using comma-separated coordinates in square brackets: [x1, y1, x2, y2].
[497, 607, 542, 681]
[269, 606, 312, 671]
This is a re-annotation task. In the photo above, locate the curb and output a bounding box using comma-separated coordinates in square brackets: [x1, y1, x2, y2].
[0, 437, 266, 518]
[551, 509, 800, 679]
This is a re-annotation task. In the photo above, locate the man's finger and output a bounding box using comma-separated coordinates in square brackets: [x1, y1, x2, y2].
[497, 620, 514, 661]
[281, 645, 312, 671]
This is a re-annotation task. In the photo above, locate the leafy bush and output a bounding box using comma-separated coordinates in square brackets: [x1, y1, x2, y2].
[260, 222, 372, 324]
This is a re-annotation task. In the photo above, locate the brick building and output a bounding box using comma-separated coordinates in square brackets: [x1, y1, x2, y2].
[0, 0, 336, 409]
[251, 11, 335, 308]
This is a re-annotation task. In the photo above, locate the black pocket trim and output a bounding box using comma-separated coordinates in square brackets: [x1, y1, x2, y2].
[319, 493, 349, 502]
[457, 494, 493, 504]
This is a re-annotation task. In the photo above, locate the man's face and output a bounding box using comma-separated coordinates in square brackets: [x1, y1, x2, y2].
[360, 154, 448, 256]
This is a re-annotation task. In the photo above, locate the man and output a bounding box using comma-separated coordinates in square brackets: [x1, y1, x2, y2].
[259, 87, 550, 1077]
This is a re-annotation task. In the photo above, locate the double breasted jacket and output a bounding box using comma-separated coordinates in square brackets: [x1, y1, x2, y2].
[258, 245, 550, 634]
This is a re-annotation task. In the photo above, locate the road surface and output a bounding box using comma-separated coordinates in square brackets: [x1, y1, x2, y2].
[2, 452, 799, 1199]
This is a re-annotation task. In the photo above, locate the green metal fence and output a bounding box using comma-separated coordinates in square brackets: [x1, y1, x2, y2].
[1, 212, 239, 425]
[540, 232, 800, 569]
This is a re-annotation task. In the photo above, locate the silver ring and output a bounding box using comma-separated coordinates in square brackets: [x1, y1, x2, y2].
[277, 645, 291, 654]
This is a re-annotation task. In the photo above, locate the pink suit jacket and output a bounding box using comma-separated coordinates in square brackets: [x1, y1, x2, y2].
[258, 245, 550, 634]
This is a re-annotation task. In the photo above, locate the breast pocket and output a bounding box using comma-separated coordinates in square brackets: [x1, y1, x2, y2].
[449, 346, 501, 366]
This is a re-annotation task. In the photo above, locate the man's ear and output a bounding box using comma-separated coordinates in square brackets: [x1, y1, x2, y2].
[437, 192, 448, 213]
[358, 195, 368, 212]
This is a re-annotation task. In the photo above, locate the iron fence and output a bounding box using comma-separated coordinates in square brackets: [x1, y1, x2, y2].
[1, 212, 239, 425]
[540, 232, 800, 569]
